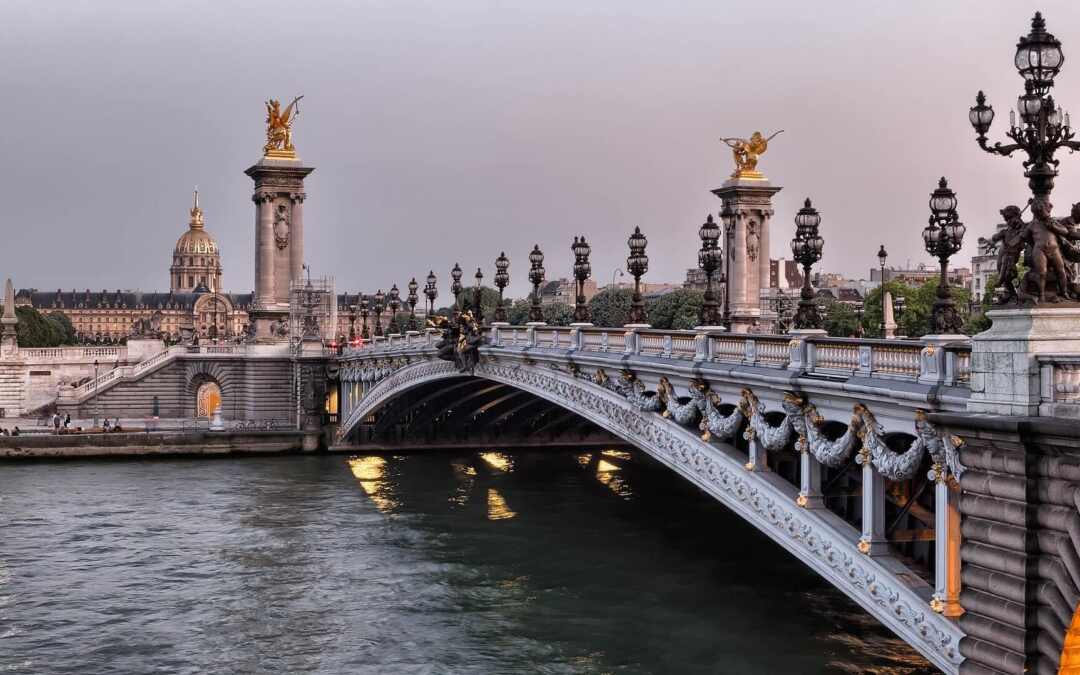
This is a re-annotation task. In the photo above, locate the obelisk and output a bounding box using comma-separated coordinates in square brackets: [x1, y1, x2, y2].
[712, 131, 783, 333]
[1, 277, 18, 358]
[245, 96, 314, 341]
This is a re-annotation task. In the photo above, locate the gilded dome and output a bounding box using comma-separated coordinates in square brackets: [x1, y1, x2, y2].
[175, 228, 218, 255]
[174, 191, 219, 255]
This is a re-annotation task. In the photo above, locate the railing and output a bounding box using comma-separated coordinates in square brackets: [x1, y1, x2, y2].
[813, 341, 860, 371]
[21, 346, 126, 362]
[755, 337, 791, 366]
[344, 325, 974, 388]
[1039, 355, 1080, 409]
[947, 345, 972, 385]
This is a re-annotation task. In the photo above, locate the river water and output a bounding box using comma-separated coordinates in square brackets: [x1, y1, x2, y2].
[0, 450, 935, 674]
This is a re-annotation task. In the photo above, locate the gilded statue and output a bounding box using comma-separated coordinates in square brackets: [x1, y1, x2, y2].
[720, 130, 784, 179]
[264, 96, 304, 158]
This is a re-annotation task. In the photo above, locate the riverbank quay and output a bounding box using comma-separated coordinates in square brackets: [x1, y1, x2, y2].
[0, 428, 314, 459]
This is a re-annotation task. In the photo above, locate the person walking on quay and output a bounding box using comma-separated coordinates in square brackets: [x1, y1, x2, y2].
[64, 413, 71, 429]
[53, 413, 61, 434]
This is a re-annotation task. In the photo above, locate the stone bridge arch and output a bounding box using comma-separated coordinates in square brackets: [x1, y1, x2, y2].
[339, 358, 963, 672]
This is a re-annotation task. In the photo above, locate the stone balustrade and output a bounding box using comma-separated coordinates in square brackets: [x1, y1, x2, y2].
[349, 326, 973, 390]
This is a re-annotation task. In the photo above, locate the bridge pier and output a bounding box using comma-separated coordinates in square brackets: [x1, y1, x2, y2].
[796, 448, 824, 509]
[858, 448, 890, 556]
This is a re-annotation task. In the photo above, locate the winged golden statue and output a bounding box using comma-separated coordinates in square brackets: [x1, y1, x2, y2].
[720, 129, 783, 180]
[263, 95, 304, 158]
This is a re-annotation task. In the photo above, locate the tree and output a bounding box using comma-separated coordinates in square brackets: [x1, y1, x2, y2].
[45, 312, 76, 344]
[542, 303, 574, 326]
[861, 279, 975, 338]
[587, 288, 633, 328]
[646, 290, 704, 330]
[0, 306, 74, 347]
[823, 301, 859, 337]
[453, 286, 502, 322]
[507, 299, 532, 325]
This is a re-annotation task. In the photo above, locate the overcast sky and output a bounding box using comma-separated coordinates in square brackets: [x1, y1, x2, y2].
[3, 0, 1080, 298]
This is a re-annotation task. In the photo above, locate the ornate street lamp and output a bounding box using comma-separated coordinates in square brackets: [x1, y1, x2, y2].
[359, 294, 370, 340]
[472, 267, 484, 324]
[425, 270, 438, 317]
[373, 289, 385, 337]
[407, 277, 419, 332]
[698, 214, 722, 326]
[790, 199, 825, 330]
[494, 252, 510, 323]
[450, 263, 463, 317]
[387, 284, 401, 335]
[969, 12, 1076, 206]
[923, 177, 966, 334]
[877, 245, 888, 335]
[571, 236, 592, 324]
[528, 244, 545, 323]
[626, 227, 649, 325]
[854, 301, 865, 338]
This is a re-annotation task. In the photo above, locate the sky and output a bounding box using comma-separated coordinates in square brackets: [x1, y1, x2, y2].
[3, 0, 1080, 298]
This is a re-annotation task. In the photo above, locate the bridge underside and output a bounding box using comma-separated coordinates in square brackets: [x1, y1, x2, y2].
[339, 375, 620, 450]
[336, 357, 964, 672]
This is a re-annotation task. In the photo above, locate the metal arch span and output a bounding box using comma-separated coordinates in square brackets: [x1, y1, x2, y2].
[340, 358, 963, 672]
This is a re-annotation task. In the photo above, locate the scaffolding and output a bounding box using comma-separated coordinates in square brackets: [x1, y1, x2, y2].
[288, 275, 337, 344]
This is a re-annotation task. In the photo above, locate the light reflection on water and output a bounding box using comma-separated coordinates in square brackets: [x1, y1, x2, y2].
[0, 450, 936, 675]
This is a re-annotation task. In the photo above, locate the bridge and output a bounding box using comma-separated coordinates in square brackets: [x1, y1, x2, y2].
[337, 325, 974, 672]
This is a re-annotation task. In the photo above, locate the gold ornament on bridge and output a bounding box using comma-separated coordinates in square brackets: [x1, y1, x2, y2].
[720, 130, 784, 180]
[263, 95, 304, 159]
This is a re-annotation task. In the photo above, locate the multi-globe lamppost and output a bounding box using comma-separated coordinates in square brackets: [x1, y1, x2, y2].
[923, 177, 967, 335]
[425, 271, 438, 318]
[373, 289, 385, 337]
[450, 263, 463, 317]
[791, 198, 824, 330]
[528, 245, 545, 323]
[969, 12, 1077, 207]
[626, 227, 649, 326]
[387, 284, 401, 335]
[359, 294, 370, 340]
[494, 252, 510, 323]
[877, 246, 888, 336]
[472, 267, 484, 323]
[407, 277, 419, 332]
[571, 236, 592, 324]
[697, 214, 722, 327]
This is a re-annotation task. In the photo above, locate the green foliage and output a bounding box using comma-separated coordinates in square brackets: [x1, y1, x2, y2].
[541, 303, 574, 326]
[504, 299, 531, 325]
[454, 286, 502, 322]
[45, 312, 76, 344]
[646, 290, 704, 330]
[823, 301, 859, 337]
[0, 306, 76, 347]
[861, 279, 975, 338]
[588, 288, 633, 328]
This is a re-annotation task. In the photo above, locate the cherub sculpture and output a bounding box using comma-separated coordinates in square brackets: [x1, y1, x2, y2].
[720, 130, 784, 178]
[988, 205, 1026, 304]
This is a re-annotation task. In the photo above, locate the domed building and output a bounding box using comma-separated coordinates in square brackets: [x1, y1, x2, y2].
[170, 191, 222, 293]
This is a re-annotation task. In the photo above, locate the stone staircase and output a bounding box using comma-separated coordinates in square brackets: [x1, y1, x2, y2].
[0, 361, 27, 418]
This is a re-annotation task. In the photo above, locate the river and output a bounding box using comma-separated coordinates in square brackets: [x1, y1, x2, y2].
[0, 450, 935, 674]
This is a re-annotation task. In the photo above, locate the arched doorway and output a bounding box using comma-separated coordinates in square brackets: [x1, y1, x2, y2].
[196, 381, 221, 418]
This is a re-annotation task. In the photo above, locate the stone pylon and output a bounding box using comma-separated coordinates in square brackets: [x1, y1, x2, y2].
[1, 277, 18, 358]
[245, 155, 314, 341]
[711, 177, 782, 333]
